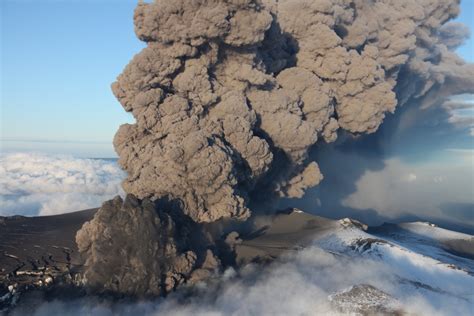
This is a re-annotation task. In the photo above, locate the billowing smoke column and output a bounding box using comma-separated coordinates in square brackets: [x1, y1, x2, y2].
[76, 0, 474, 296]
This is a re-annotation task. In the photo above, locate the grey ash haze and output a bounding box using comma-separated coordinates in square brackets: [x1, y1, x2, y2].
[70, 0, 473, 299]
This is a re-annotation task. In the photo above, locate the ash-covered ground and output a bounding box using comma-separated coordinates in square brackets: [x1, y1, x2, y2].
[2, 208, 473, 315]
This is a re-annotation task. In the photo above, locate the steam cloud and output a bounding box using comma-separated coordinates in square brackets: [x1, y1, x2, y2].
[76, 0, 474, 297]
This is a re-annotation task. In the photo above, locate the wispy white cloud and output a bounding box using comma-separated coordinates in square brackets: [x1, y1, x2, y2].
[342, 158, 474, 226]
[0, 152, 125, 216]
[443, 94, 474, 135]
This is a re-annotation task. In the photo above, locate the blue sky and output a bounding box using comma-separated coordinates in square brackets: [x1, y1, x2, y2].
[1, 0, 141, 157]
[0, 0, 473, 157]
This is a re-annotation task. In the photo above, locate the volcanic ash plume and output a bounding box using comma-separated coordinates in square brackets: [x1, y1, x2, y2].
[76, 195, 220, 295]
[76, 0, 474, 296]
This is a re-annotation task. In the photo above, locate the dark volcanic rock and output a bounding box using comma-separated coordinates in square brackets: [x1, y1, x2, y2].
[0, 209, 96, 312]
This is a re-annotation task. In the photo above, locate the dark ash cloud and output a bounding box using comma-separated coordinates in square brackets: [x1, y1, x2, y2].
[75, 0, 474, 296]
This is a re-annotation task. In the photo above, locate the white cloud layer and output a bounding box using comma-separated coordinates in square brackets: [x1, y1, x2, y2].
[0, 152, 125, 216]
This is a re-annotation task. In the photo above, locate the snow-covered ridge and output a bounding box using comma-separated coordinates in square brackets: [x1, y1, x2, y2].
[397, 222, 473, 242]
[315, 219, 474, 314]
